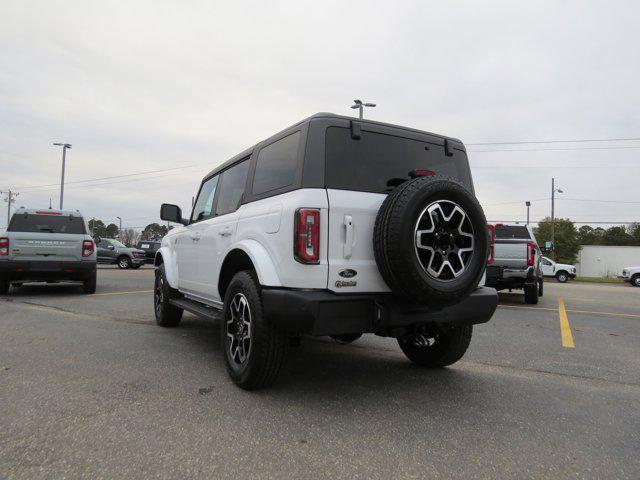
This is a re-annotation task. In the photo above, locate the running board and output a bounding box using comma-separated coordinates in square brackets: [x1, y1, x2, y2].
[169, 298, 221, 321]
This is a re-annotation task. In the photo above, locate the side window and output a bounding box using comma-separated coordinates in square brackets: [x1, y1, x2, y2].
[542, 258, 552, 266]
[215, 160, 250, 216]
[191, 175, 220, 223]
[252, 131, 300, 195]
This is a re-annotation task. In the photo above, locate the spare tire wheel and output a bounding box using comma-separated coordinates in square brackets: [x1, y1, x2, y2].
[373, 175, 489, 306]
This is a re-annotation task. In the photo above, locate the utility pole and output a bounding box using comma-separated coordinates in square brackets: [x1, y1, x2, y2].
[116, 216, 122, 240]
[1, 190, 19, 227]
[53, 143, 72, 209]
[350, 99, 376, 119]
[525, 201, 531, 225]
[551, 178, 563, 261]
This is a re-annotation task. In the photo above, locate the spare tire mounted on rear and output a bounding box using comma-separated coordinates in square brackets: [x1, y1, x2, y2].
[373, 175, 488, 306]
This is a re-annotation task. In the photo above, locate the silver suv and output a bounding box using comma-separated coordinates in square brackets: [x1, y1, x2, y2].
[0, 208, 97, 294]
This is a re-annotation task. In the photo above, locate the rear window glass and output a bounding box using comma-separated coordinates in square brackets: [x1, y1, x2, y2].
[252, 131, 300, 195]
[325, 127, 472, 193]
[494, 225, 531, 239]
[8, 214, 86, 234]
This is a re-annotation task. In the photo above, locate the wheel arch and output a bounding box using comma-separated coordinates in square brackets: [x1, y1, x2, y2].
[154, 247, 179, 289]
[218, 240, 282, 300]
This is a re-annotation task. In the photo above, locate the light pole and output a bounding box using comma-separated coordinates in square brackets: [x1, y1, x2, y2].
[116, 216, 122, 240]
[1, 190, 19, 227]
[551, 178, 564, 260]
[350, 99, 376, 119]
[525, 201, 531, 225]
[53, 143, 72, 209]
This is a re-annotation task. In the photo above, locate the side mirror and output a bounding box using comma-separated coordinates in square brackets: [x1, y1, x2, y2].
[160, 203, 188, 225]
[108, 245, 115, 250]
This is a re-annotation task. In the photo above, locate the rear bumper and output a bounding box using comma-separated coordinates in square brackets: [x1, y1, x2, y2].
[0, 260, 96, 282]
[261, 286, 498, 336]
[485, 265, 536, 290]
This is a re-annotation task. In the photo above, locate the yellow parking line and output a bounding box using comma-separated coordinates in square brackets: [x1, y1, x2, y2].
[89, 290, 153, 297]
[558, 298, 575, 348]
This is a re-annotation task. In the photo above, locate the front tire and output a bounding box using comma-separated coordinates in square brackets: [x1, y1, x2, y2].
[631, 275, 640, 287]
[117, 256, 132, 269]
[556, 271, 569, 283]
[524, 281, 539, 304]
[398, 325, 472, 367]
[221, 271, 288, 390]
[154, 264, 183, 327]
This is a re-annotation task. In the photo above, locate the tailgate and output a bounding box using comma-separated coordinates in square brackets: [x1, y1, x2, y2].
[7, 233, 84, 261]
[493, 241, 528, 269]
[326, 189, 390, 293]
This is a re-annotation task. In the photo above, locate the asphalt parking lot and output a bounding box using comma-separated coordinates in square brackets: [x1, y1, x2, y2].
[1, 267, 639, 479]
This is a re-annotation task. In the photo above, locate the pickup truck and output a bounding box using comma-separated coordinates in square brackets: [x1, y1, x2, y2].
[484, 223, 542, 304]
[619, 266, 640, 287]
[540, 256, 576, 283]
[0, 208, 97, 294]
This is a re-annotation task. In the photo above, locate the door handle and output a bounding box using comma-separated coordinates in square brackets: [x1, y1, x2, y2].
[343, 215, 354, 259]
[218, 226, 233, 237]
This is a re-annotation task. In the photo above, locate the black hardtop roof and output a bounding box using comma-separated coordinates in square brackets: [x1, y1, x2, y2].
[203, 112, 466, 180]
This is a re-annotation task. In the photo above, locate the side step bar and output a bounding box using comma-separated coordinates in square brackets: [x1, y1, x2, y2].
[169, 298, 221, 321]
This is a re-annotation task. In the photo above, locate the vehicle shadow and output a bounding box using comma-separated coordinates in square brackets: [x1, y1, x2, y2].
[4, 283, 85, 297]
[175, 315, 487, 404]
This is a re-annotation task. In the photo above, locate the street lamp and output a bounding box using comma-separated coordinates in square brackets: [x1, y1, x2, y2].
[551, 178, 564, 260]
[116, 216, 122, 240]
[350, 99, 376, 119]
[525, 201, 531, 225]
[53, 142, 72, 209]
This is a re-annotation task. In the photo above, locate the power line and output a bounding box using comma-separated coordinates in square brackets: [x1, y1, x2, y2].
[467, 137, 640, 146]
[469, 145, 640, 153]
[489, 220, 638, 225]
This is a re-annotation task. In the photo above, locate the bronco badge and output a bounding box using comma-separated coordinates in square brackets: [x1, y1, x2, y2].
[335, 280, 357, 288]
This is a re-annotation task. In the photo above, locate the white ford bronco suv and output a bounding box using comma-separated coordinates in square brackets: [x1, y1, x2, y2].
[155, 113, 498, 389]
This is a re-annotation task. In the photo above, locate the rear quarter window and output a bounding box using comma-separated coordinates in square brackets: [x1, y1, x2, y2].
[324, 127, 472, 193]
[252, 131, 300, 195]
[8, 214, 86, 234]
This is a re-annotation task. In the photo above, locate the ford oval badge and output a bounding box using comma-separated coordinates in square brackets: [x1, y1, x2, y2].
[338, 269, 357, 278]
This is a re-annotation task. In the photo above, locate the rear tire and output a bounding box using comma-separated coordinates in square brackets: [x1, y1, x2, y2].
[631, 275, 640, 287]
[154, 264, 183, 327]
[398, 325, 472, 367]
[556, 271, 569, 283]
[538, 277, 544, 297]
[0, 279, 9, 295]
[221, 271, 288, 390]
[524, 281, 539, 304]
[83, 271, 97, 294]
[117, 256, 132, 269]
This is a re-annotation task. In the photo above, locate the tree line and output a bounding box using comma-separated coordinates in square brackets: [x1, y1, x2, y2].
[88, 219, 171, 247]
[533, 218, 640, 264]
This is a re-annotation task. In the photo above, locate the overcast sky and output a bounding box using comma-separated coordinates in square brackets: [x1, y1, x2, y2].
[1, 0, 639, 230]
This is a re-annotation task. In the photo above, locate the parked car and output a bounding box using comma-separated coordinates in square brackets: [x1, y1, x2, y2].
[619, 267, 640, 287]
[95, 238, 145, 269]
[484, 223, 543, 304]
[540, 256, 576, 283]
[135, 240, 162, 264]
[0, 208, 97, 294]
[154, 113, 497, 389]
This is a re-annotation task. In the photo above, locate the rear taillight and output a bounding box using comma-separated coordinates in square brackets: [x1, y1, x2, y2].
[0, 237, 8, 256]
[82, 240, 95, 257]
[294, 208, 320, 264]
[526, 242, 537, 267]
[486, 224, 495, 265]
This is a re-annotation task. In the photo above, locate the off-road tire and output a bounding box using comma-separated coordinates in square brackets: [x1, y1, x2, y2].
[117, 256, 132, 269]
[631, 274, 640, 287]
[538, 277, 544, 297]
[556, 271, 569, 283]
[524, 281, 539, 304]
[0, 279, 9, 295]
[154, 264, 183, 327]
[222, 271, 288, 390]
[398, 325, 472, 367]
[374, 175, 489, 306]
[83, 271, 97, 294]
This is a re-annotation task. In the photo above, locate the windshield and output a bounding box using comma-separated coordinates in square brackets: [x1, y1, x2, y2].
[325, 126, 472, 193]
[107, 239, 127, 248]
[8, 213, 86, 234]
